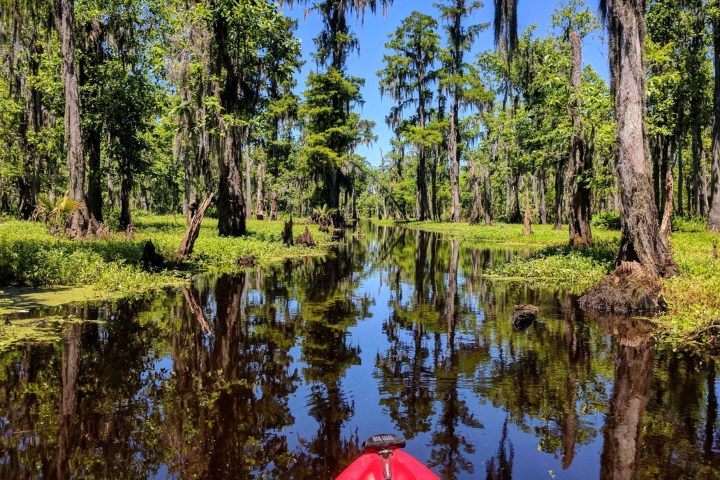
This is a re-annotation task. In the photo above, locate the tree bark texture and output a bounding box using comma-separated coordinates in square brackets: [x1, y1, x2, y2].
[255, 161, 265, 219]
[449, 99, 461, 222]
[178, 192, 214, 259]
[554, 155, 565, 230]
[708, 14, 720, 231]
[55, 0, 88, 236]
[81, 18, 104, 223]
[245, 140, 252, 218]
[469, 164, 483, 225]
[567, 31, 593, 248]
[214, 11, 246, 237]
[605, 0, 676, 278]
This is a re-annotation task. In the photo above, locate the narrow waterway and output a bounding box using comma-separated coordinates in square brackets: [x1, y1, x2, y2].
[1, 221, 719, 479]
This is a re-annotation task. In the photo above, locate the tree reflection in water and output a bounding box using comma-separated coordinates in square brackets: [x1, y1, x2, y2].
[3, 222, 720, 479]
[597, 316, 654, 480]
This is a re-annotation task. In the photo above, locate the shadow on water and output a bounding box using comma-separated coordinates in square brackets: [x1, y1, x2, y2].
[2, 221, 720, 479]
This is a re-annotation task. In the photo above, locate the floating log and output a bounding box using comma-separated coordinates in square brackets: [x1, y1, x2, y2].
[511, 304, 539, 331]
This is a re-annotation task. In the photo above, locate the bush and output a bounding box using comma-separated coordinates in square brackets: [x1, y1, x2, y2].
[671, 215, 706, 233]
[591, 211, 621, 230]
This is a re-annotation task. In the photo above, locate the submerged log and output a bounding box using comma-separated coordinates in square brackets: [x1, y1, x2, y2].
[297, 226, 316, 247]
[579, 262, 666, 314]
[512, 304, 539, 331]
[177, 192, 214, 260]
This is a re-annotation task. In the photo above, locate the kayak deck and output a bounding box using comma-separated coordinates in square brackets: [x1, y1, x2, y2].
[337, 434, 440, 480]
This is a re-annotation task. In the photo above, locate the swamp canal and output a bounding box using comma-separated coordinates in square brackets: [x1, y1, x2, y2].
[1, 222, 719, 479]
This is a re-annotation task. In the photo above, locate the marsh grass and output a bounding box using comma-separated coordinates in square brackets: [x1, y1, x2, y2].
[375, 219, 720, 352]
[0, 216, 332, 301]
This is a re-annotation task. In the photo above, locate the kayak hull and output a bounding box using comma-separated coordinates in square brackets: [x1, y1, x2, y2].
[336, 449, 440, 480]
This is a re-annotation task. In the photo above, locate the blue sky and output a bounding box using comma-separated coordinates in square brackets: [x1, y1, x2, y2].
[280, 1, 609, 167]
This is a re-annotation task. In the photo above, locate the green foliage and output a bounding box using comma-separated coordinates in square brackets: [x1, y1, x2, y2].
[671, 215, 707, 233]
[34, 194, 81, 228]
[591, 211, 621, 230]
[0, 216, 332, 295]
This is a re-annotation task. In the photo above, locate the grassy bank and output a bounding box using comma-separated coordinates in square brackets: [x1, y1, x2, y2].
[372, 218, 720, 352]
[0, 214, 332, 314]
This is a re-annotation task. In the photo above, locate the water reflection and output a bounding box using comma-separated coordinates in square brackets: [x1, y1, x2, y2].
[597, 317, 654, 480]
[2, 222, 720, 479]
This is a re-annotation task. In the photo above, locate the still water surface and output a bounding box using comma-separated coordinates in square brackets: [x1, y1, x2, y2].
[1, 222, 720, 479]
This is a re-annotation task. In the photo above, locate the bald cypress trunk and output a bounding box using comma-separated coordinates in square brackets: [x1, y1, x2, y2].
[604, 0, 675, 277]
[449, 93, 461, 222]
[567, 31, 593, 248]
[55, 0, 88, 236]
[708, 14, 720, 231]
[581, 0, 677, 313]
[214, 10, 246, 236]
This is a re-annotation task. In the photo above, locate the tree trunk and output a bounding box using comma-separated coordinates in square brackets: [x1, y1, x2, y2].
[55, 0, 88, 237]
[214, 10, 246, 237]
[660, 166, 673, 237]
[217, 123, 246, 236]
[469, 163, 483, 225]
[554, 155, 565, 230]
[119, 172, 132, 230]
[269, 190, 278, 220]
[677, 139, 685, 217]
[710, 15, 720, 231]
[482, 167, 492, 225]
[178, 193, 214, 259]
[692, 120, 705, 215]
[86, 123, 103, 222]
[255, 161, 265, 219]
[539, 167, 547, 224]
[431, 146, 439, 221]
[107, 171, 115, 210]
[605, 0, 676, 278]
[567, 31, 593, 248]
[81, 19, 104, 223]
[449, 99, 461, 222]
[245, 140, 253, 219]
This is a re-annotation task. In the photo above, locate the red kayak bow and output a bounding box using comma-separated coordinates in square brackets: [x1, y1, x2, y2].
[336, 434, 440, 480]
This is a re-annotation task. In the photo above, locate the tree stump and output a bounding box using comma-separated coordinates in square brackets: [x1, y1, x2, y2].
[579, 262, 666, 314]
[523, 205, 533, 236]
[281, 217, 294, 246]
[511, 304, 539, 331]
[296, 226, 316, 247]
[178, 193, 214, 260]
[141, 240, 164, 271]
[237, 255, 256, 267]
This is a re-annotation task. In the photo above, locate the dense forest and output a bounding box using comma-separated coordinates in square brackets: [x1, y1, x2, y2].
[1, 0, 720, 307]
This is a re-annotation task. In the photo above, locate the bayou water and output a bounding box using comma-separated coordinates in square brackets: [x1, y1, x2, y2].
[1, 222, 719, 479]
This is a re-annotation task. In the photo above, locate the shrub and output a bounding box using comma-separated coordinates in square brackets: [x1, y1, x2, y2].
[591, 211, 621, 230]
[671, 215, 706, 233]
